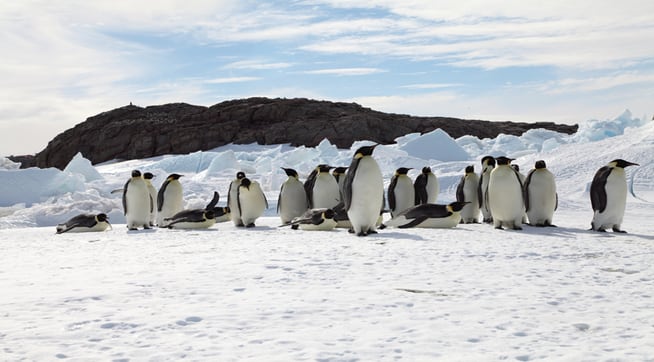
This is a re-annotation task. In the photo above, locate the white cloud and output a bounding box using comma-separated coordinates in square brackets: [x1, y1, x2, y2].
[204, 77, 261, 84]
[223, 60, 294, 70]
[303, 68, 386, 76]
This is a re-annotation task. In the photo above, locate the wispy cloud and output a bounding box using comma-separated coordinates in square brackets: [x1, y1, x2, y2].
[223, 60, 294, 70]
[400, 83, 462, 90]
[204, 77, 261, 84]
[303, 68, 385, 76]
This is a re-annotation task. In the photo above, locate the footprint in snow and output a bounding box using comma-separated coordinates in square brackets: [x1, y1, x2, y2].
[176, 316, 203, 326]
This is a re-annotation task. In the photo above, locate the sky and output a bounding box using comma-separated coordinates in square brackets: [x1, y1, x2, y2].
[1, 0, 653, 156]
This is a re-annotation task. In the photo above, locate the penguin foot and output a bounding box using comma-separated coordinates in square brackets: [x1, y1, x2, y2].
[357, 232, 367, 237]
[512, 226, 523, 231]
[367, 230, 378, 235]
[494, 226, 503, 230]
[612, 227, 627, 233]
[348, 229, 355, 234]
[378, 224, 387, 230]
[245, 223, 256, 228]
[143, 225, 151, 230]
[291, 224, 299, 230]
[128, 227, 138, 231]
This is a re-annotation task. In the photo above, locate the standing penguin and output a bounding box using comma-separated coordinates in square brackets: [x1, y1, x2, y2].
[278, 167, 309, 224]
[414, 166, 439, 204]
[590, 159, 639, 232]
[388, 167, 415, 218]
[238, 177, 268, 227]
[524, 160, 558, 226]
[228, 171, 247, 227]
[304, 164, 340, 209]
[456, 165, 480, 223]
[478, 156, 496, 223]
[123, 170, 152, 230]
[332, 167, 348, 199]
[143, 172, 157, 227]
[56, 213, 111, 234]
[157, 173, 184, 227]
[488, 156, 524, 230]
[343, 145, 384, 236]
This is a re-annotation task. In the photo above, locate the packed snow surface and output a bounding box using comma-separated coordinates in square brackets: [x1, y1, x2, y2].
[1, 111, 653, 360]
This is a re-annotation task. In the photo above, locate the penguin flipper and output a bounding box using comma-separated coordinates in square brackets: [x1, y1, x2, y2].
[122, 180, 130, 215]
[157, 180, 171, 212]
[414, 175, 427, 204]
[455, 175, 465, 202]
[277, 184, 284, 214]
[388, 176, 398, 211]
[205, 191, 220, 211]
[523, 169, 536, 212]
[477, 173, 484, 208]
[398, 216, 428, 228]
[590, 166, 610, 212]
[303, 169, 319, 209]
[342, 158, 360, 211]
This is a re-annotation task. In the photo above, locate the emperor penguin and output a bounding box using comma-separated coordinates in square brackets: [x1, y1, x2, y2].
[228, 171, 247, 227]
[143, 172, 157, 227]
[524, 160, 558, 226]
[204, 191, 231, 223]
[456, 165, 480, 223]
[56, 213, 111, 234]
[332, 167, 348, 199]
[123, 170, 152, 230]
[165, 209, 216, 229]
[304, 164, 340, 209]
[590, 159, 639, 232]
[488, 156, 524, 230]
[285, 208, 337, 231]
[343, 144, 384, 236]
[237, 177, 268, 227]
[414, 166, 439, 204]
[278, 167, 309, 224]
[478, 156, 496, 223]
[383, 201, 468, 229]
[157, 173, 184, 227]
[388, 167, 415, 218]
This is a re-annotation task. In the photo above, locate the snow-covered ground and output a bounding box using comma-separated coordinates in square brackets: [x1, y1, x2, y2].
[1, 110, 653, 360]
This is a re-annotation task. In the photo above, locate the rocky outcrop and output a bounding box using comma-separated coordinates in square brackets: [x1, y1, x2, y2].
[12, 97, 578, 169]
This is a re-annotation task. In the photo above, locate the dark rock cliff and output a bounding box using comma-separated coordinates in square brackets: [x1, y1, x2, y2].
[11, 97, 578, 169]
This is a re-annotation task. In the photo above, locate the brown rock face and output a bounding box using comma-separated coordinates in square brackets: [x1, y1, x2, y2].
[12, 97, 578, 169]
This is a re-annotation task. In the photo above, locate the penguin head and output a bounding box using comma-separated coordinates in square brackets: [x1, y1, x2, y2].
[465, 165, 474, 174]
[481, 156, 496, 167]
[323, 208, 336, 220]
[131, 170, 142, 178]
[317, 164, 332, 173]
[421, 166, 432, 174]
[281, 167, 299, 178]
[236, 171, 246, 180]
[143, 172, 155, 180]
[332, 167, 348, 176]
[167, 173, 183, 181]
[610, 159, 639, 168]
[535, 160, 547, 169]
[353, 144, 378, 159]
[395, 167, 412, 175]
[511, 164, 520, 172]
[495, 156, 513, 166]
[96, 213, 109, 222]
[204, 210, 216, 220]
[240, 177, 252, 189]
[447, 201, 470, 213]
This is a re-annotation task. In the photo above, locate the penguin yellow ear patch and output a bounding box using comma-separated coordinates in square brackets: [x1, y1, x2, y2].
[354, 152, 364, 159]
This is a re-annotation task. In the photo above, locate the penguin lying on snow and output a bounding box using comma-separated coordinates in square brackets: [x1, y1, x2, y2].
[282, 208, 337, 231]
[590, 159, 639, 232]
[56, 213, 111, 234]
[382, 202, 468, 228]
[165, 209, 216, 229]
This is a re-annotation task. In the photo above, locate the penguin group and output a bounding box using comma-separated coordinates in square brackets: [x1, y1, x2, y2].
[55, 149, 639, 235]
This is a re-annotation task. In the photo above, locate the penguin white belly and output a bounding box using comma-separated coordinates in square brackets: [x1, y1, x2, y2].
[169, 218, 216, 229]
[299, 219, 337, 231]
[146, 184, 157, 226]
[593, 170, 627, 230]
[347, 159, 384, 234]
[240, 185, 266, 226]
[391, 178, 415, 217]
[488, 168, 524, 228]
[158, 183, 184, 226]
[280, 181, 308, 224]
[313, 176, 340, 209]
[59, 222, 110, 233]
[229, 180, 242, 226]
[126, 181, 150, 229]
[426, 175, 440, 203]
[526, 172, 557, 225]
[460, 177, 480, 223]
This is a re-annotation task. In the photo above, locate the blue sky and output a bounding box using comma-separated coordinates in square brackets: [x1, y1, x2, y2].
[1, 0, 653, 156]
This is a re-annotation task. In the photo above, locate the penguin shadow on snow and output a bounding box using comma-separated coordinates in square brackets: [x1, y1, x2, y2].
[363, 230, 427, 241]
